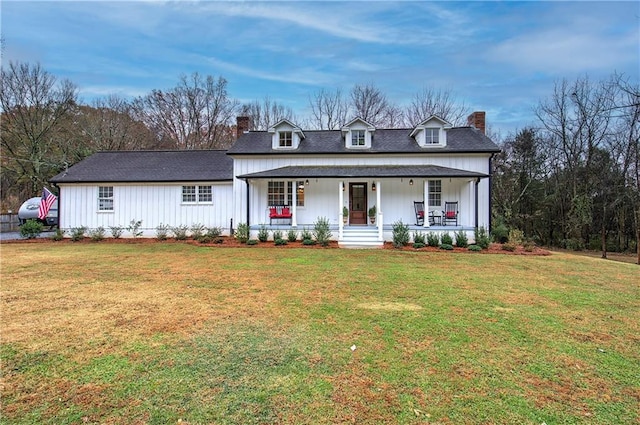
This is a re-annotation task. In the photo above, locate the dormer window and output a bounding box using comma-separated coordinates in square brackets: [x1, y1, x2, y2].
[425, 128, 439, 144]
[351, 130, 366, 146]
[279, 131, 292, 147]
[410, 115, 452, 148]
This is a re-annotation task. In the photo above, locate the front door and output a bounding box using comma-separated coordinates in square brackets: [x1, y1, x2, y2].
[349, 183, 367, 225]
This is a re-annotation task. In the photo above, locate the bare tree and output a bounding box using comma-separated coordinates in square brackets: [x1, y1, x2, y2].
[240, 96, 297, 130]
[350, 83, 390, 126]
[308, 88, 349, 130]
[405, 86, 470, 127]
[0, 61, 77, 200]
[133, 73, 239, 149]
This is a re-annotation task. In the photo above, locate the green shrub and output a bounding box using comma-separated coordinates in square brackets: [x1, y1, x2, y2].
[70, 226, 87, 242]
[205, 226, 222, 239]
[455, 230, 468, 248]
[440, 232, 453, 246]
[287, 229, 298, 242]
[491, 223, 509, 244]
[190, 223, 205, 240]
[172, 225, 188, 240]
[426, 232, 440, 247]
[155, 223, 169, 241]
[301, 227, 312, 241]
[272, 230, 283, 241]
[523, 240, 535, 252]
[413, 242, 426, 249]
[303, 239, 316, 245]
[508, 228, 524, 246]
[440, 243, 454, 250]
[474, 226, 491, 249]
[502, 243, 517, 252]
[247, 239, 259, 245]
[413, 231, 425, 245]
[50, 228, 65, 241]
[89, 226, 106, 242]
[198, 235, 212, 244]
[235, 223, 250, 243]
[274, 238, 288, 246]
[109, 226, 123, 239]
[20, 219, 43, 239]
[258, 225, 269, 242]
[313, 217, 332, 247]
[468, 244, 482, 252]
[128, 220, 143, 238]
[392, 220, 410, 248]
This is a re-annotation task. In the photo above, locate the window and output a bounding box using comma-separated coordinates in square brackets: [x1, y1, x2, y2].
[182, 185, 212, 203]
[268, 181, 305, 207]
[425, 128, 439, 144]
[351, 130, 365, 146]
[279, 131, 292, 147]
[428, 180, 441, 207]
[98, 186, 114, 211]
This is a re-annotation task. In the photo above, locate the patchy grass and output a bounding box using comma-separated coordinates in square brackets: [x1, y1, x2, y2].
[1, 243, 638, 424]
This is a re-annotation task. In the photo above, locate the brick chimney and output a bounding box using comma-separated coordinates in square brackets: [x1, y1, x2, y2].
[467, 111, 486, 135]
[236, 116, 251, 139]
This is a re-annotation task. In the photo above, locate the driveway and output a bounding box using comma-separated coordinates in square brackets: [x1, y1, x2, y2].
[0, 230, 53, 241]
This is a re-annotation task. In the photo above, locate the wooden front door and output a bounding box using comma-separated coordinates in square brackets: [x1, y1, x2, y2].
[349, 183, 367, 225]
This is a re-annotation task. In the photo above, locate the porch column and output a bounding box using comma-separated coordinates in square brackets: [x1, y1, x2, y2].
[291, 180, 298, 227]
[338, 181, 344, 239]
[376, 180, 382, 241]
[423, 180, 430, 228]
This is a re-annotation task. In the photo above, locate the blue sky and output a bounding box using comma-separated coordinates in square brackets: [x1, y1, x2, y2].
[2, 1, 639, 136]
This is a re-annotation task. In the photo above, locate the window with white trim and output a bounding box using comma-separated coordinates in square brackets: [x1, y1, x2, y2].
[268, 181, 285, 205]
[182, 185, 213, 203]
[279, 131, 292, 147]
[425, 128, 439, 144]
[351, 130, 365, 146]
[98, 186, 113, 211]
[268, 181, 305, 206]
[428, 180, 441, 207]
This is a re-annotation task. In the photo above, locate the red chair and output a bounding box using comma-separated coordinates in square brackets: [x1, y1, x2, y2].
[442, 202, 458, 226]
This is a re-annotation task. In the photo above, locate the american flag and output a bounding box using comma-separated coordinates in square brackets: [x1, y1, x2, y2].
[38, 187, 57, 220]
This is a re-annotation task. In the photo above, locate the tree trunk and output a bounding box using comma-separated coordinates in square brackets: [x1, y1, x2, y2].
[601, 204, 607, 259]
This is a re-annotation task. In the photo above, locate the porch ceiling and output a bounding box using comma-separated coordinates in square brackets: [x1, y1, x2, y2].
[237, 165, 488, 180]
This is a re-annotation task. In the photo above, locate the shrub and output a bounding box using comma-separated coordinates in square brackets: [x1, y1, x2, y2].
[274, 238, 288, 246]
[454, 230, 468, 248]
[287, 229, 298, 242]
[20, 219, 44, 239]
[109, 225, 123, 239]
[70, 226, 87, 241]
[303, 239, 316, 245]
[474, 226, 491, 249]
[272, 230, 283, 242]
[155, 223, 169, 241]
[413, 231, 425, 245]
[468, 244, 482, 252]
[258, 225, 269, 242]
[205, 226, 222, 239]
[440, 243, 454, 250]
[440, 232, 453, 246]
[426, 232, 440, 247]
[313, 217, 332, 247]
[190, 223, 205, 240]
[89, 226, 106, 242]
[413, 242, 426, 249]
[491, 222, 509, 243]
[565, 238, 584, 251]
[198, 235, 212, 244]
[235, 223, 250, 243]
[247, 239, 259, 245]
[523, 240, 535, 252]
[301, 227, 312, 241]
[392, 220, 410, 248]
[502, 243, 517, 252]
[128, 220, 143, 238]
[508, 228, 524, 246]
[172, 225, 188, 240]
[50, 228, 65, 241]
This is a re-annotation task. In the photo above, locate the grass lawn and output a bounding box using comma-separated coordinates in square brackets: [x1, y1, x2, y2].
[1, 242, 638, 424]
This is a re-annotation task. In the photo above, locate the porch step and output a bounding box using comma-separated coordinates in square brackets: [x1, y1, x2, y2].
[339, 227, 384, 249]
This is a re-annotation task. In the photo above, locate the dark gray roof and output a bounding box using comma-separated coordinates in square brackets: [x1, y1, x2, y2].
[238, 165, 488, 180]
[227, 127, 500, 155]
[49, 150, 233, 183]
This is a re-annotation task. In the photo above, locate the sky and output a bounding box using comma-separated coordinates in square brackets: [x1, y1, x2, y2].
[2, 0, 639, 137]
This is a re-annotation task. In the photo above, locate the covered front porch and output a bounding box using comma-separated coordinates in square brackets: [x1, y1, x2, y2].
[237, 165, 489, 247]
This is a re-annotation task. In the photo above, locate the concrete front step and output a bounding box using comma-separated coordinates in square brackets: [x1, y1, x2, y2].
[339, 227, 383, 249]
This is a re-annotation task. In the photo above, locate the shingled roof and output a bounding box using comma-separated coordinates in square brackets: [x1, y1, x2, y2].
[227, 126, 500, 155]
[49, 150, 233, 183]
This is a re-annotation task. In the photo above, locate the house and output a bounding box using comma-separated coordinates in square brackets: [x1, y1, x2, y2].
[50, 112, 500, 247]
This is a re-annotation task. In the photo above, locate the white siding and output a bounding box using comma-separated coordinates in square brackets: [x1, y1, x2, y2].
[58, 182, 233, 237]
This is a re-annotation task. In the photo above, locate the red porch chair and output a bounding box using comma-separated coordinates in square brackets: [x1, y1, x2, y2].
[442, 202, 458, 226]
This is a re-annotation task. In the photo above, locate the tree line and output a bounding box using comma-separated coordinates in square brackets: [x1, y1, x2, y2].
[2, 61, 638, 257]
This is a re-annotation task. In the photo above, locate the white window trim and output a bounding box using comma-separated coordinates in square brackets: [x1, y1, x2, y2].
[98, 186, 114, 212]
[182, 185, 213, 205]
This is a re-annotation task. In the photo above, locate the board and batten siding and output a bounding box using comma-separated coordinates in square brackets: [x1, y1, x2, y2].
[57, 182, 233, 237]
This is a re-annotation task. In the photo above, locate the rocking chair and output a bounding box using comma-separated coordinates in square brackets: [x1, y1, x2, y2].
[442, 202, 459, 226]
[414, 201, 425, 226]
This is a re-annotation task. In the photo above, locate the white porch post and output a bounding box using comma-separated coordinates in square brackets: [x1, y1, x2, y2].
[423, 180, 430, 228]
[338, 181, 344, 239]
[376, 180, 382, 241]
[291, 180, 298, 227]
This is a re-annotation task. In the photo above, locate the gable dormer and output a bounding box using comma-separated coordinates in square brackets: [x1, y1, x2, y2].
[409, 115, 452, 148]
[269, 119, 305, 150]
[341, 118, 375, 149]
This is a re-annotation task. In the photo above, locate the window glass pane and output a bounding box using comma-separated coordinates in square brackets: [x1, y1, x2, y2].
[351, 130, 365, 146]
[279, 131, 292, 147]
[426, 128, 439, 144]
[98, 186, 113, 211]
[198, 186, 212, 203]
[182, 186, 196, 203]
[268, 181, 285, 205]
[428, 180, 441, 207]
[296, 180, 305, 207]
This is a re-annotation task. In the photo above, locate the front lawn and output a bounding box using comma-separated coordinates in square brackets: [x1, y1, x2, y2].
[1, 243, 638, 424]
